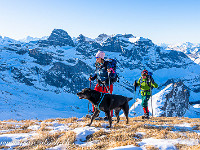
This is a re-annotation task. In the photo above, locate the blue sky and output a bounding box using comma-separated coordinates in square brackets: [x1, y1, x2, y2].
[0, 0, 200, 44]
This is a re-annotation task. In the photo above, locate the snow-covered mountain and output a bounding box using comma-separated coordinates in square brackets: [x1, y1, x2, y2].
[19, 36, 48, 43]
[0, 29, 200, 120]
[166, 42, 200, 64]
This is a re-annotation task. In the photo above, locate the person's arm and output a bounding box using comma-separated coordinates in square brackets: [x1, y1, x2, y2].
[89, 74, 97, 81]
[151, 81, 158, 88]
[150, 79, 158, 88]
[136, 77, 141, 86]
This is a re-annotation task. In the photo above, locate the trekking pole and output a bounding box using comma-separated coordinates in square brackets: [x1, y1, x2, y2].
[150, 87, 153, 117]
[150, 80, 153, 117]
[133, 80, 137, 115]
[108, 72, 111, 94]
[88, 76, 92, 114]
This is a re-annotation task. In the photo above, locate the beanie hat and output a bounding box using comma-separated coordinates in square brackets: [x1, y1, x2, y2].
[95, 51, 105, 59]
[141, 70, 148, 76]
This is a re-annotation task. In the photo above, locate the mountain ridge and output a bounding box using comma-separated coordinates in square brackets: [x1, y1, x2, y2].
[0, 28, 200, 120]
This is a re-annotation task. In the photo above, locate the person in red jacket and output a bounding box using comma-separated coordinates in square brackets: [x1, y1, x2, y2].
[89, 51, 117, 119]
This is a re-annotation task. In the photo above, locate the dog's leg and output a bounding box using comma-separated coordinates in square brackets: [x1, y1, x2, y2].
[114, 108, 120, 123]
[122, 102, 129, 124]
[86, 109, 100, 126]
[105, 111, 112, 128]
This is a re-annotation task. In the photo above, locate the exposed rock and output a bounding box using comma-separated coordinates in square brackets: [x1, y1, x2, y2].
[158, 81, 190, 117]
[28, 48, 53, 65]
[38, 29, 75, 47]
[44, 60, 94, 93]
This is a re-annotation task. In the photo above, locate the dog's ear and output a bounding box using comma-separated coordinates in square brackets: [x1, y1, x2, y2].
[127, 97, 133, 101]
[84, 88, 90, 90]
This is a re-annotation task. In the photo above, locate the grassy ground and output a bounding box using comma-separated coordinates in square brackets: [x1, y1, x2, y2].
[0, 117, 199, 150]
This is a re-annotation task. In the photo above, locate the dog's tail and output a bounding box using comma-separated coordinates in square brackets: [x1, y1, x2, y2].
[127, 97, 133, 101]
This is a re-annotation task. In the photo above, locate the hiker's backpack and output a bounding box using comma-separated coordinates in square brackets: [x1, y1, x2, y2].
[105, 58, 119, 83]
[105, 59, 117, 72]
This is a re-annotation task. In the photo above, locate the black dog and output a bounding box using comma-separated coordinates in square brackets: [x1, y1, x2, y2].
[77, 88, 133, 128]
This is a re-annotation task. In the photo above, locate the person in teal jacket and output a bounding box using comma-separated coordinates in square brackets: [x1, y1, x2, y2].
[134, 70, 158, 119]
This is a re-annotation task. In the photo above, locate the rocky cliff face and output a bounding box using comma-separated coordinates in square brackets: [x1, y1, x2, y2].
[38, 29, 75, 47]
[75, 34, 101, 56]
[163, 81, 190, 117]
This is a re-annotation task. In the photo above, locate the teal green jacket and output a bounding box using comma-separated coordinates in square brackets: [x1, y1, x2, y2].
[137, 77, 158, 96]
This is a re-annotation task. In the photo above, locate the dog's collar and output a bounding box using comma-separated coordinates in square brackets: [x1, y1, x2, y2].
[96, 93, 106, 109]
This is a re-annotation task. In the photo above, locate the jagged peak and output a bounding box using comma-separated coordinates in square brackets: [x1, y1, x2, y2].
[97, 33, 109, 38]
[77, 34, 86, 42]
[77, 34, 95, 43]
[48, 29, 70, 40]
[52, 28, 68, 33]
[37, 28, 74, 47]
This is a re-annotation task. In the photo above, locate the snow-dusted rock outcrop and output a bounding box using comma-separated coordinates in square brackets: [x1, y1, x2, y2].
[152, 81, 189, 117]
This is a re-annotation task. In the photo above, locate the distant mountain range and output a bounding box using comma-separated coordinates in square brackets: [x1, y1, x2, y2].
[0, 29, 200, 120]
[166, 42, 200, 64]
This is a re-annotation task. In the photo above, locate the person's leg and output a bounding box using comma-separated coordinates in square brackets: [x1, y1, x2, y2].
[141, 94, 150, 119]
[94, 84, 103, 92]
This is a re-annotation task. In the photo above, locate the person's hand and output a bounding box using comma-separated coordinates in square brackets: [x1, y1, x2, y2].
[107, 68, 111, 73]
[89, 77, 92, 81]
[133, 80, 138, 87]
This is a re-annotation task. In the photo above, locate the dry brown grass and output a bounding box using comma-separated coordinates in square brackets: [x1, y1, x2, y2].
[15, 130, 77, 150]
[175, 144, 200, 150]
[0, 146, 10, 149]
[43, 117, 78, 124]
[191, 123, 200, 130]
[145, 145, 159, 150]
[0, 117, 199, 150]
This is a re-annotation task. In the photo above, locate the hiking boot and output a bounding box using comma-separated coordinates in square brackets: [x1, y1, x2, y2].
[104, 116, 108, 120]
[85, 114, 91, 119]
[142, 113, 149, 119]
[95, 117, 104, 120]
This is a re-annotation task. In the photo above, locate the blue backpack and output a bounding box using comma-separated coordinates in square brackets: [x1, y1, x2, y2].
[105, 58, 119, 82]
[105, 58, 117, 72]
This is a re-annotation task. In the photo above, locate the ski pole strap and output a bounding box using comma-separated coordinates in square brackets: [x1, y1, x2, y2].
[110, 68, 115, 73]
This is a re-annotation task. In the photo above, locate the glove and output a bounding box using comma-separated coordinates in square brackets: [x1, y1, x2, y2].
[133, 80, 138, 87]
[133, 80, 138, 92]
